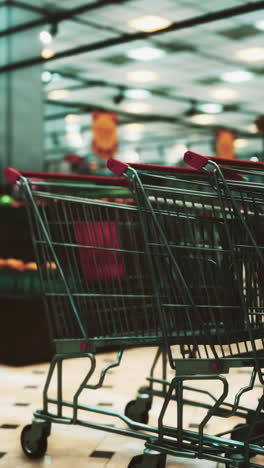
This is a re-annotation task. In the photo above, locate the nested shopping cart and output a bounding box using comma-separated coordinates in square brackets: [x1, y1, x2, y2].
[107, 155, 264, 467]
[119, 163, 248, 428]
[4, 159, 264, 468]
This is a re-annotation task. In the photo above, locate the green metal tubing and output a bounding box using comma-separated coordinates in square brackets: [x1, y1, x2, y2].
[209, 162, 264, 384]
[84, 350, 123, 390]
[21, 178, 87, 338]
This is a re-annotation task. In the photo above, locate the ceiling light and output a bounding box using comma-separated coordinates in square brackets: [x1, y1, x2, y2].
[129, 15, 172, 32]
[42, 71, 52, 83]
[209, 87, 239, 101]
[65, 114, 79, 122]
[123, 123, 145, 133]
[235, 138, 249, 149]
[39, 30, 52, 45]
[249, 123, 258, 133]
[221, 70, 254, 83]
[237, 47, 264, 62]
[48, 89, 70, 99]
[127, 47, 165, 61]
[198, 103, 223, 114]
[124, 102, 150, 113]
[191, 114, 216, 125]
[127, 70, 158, 83]
[41, 48, 55, 59]
[122, 123, 145, 141]
[255, 20, 264, 30]
[123, 133, 142, 142]
[125, 89, 151, 99]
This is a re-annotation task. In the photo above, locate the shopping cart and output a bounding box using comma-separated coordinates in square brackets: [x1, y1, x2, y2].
[4, 161, 264, 468]
[120, 163, 223, 427]
[117, 163, 248, 427]
[3, 167, 171, 463]
[107, 156, 264, 467]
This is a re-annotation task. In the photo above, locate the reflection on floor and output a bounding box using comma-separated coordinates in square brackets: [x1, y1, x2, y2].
[0, 347, 263, 467]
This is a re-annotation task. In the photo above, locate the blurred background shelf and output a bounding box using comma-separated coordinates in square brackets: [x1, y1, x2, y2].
[0, 205, 52, 365]
[0, 296, 53, 366]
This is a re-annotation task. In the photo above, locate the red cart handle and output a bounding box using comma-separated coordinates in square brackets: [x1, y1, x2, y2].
[107, 158, 205, 176]
[107, 159, 129, 176]
[3, 167, 128, 187]
[107, 158, 243, 180]
[184, 151, 264, 171]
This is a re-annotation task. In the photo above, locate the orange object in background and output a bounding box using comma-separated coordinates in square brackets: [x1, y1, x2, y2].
[0, 258, 57, 271]
[11, 201, 24, 208]
[216, 129, 236, 159]
[46, 261, 57, 270]
[5, 258, 24, 270]
[24, 262, 38, 271]
[92, 112, 118, 160]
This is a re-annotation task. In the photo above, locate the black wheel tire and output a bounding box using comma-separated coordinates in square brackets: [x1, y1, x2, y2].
[125, 400, 149, 425]
[155, 453, 166, 468]
[21, 424, 47, 459]
[246, 418, 264, 445]
[128, 453, 166, 468]
[159, 458, 166, 468]
[231, 423, 257, 458]
[128, 454, 144, 468]
[231, 424, 248, 442]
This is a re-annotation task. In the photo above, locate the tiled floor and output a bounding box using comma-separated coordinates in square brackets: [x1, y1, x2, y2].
[0, 347, 264, 467]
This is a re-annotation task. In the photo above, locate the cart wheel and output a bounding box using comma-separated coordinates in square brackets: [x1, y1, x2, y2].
[225, 453, 247, 468]
[138, 386, 152, 396]
[128, 454, 144, 468]
[125, 394, 151, 425]
[21, 424, 47, 459]
[231, 423, 261, 457]
[128, 451, 166, 468]
[231, 424, 248, 442]
[246, 418, 264, 445]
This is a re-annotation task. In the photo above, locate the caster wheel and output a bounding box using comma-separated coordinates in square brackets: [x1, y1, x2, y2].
[231, 424, 248, 443]
[225, 453, 247, 468]
[137, 392, 152, 411]
[231, 423, 259, 458]
[21, 424, 47, 459]
[128, 450, 166, 468]
[125, 400, 149, 424]
[246, 418, 264, 445]
[128, 454, 144, 468]
[138, 386, 152, 395]
[125, 395, 151, 425]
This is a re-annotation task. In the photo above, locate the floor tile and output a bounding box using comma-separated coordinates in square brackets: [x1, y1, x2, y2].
[0, 347, 264, 467]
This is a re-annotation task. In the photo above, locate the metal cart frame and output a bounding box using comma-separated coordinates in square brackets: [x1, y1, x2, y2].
[4, 162, 264, 468]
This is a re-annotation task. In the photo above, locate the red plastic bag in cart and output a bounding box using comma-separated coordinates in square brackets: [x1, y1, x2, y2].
[74, 221, 125, 283]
